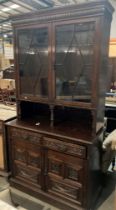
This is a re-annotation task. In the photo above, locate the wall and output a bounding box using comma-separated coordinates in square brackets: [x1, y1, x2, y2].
[110, 0, 116, 38]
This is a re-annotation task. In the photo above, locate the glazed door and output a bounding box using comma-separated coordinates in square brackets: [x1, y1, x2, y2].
[53, 20, 96, 105]
[17, 25, 51, 101]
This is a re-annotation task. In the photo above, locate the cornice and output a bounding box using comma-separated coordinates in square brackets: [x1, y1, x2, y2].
[11, 0, 114, 26]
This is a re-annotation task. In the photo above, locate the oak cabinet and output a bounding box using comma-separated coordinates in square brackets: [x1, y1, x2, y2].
[6, 1, 114, 210]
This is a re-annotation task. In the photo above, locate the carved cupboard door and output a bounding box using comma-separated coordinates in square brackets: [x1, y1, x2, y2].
[11, 138, 42, 188]
[45, 150, 86, 207]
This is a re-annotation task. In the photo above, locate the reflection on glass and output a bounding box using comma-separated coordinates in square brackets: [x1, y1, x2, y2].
[18, 28, 49, 97]
[55, 22, 95, 102]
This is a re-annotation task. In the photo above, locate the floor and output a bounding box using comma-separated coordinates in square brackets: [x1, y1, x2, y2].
[0, 177, 25, 210]
[94, 171, 116, 210]
[0, 176, 59, 210]
[0, 171, 115, 210]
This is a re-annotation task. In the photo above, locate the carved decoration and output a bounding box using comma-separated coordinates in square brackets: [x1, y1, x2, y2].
[49, 159, 62, 176]
[50, 180, 81, 201]
[10, 128, 42, 144]
[44, 137, 86, 158]
[28, 152, 41, 168]
[67, 167, 79, 181]
[16, 165, 40, 184]
[12, 4, 108, 26]
[15, 148, 26, 163]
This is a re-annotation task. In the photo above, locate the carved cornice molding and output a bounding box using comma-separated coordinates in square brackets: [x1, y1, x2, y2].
[12, 1, 114, 26]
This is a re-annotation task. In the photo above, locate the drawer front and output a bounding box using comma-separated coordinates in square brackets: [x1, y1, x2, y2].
[9, 128, 42, 145]
[44, 137, 86, 158]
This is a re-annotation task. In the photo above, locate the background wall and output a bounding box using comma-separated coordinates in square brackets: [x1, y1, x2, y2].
[110, 0, 116, 38]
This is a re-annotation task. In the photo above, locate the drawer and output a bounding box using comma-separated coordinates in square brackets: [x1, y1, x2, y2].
[9, 128, 42, 145]
[44, 137, 86, 158]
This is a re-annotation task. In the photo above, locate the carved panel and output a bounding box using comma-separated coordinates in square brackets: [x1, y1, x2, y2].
[10, 128, 42, 145]
[65, 164, 84, 183]
[48, 159, 62, 176]
[14, 147, 26, 163]
[67, 167, 79, 181]
[44, 137, 86, 158]
[28, 151, 41, 168]
[15, 164, 40, 185]
[49, 179, 82, 203]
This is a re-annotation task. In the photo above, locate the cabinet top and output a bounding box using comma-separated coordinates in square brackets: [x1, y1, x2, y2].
[6, 118, 93, 144]
[11, 0, 114, 26]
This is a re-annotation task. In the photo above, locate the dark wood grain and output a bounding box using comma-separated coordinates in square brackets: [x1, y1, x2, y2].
[6, 1, 114, 210]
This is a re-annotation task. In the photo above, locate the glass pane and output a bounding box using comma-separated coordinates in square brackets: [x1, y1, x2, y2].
[18, 27, 49, 97]
[55, 22, 95, 102]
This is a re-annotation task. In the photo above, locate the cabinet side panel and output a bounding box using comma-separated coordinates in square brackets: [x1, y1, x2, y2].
[96, 15, 112, 133]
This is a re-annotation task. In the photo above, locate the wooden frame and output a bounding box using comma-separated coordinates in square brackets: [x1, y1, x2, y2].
[6, 1, 114, 210]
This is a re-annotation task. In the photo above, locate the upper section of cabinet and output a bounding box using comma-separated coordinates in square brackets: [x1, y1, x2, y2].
[12, 0, 114, 109]
[12, 0, 114, 25]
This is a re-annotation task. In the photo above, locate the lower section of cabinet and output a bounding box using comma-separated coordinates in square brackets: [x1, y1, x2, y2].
[11, 150, 86, 209]
[10, 178, 85, 210]
[6, 122, 104, 210]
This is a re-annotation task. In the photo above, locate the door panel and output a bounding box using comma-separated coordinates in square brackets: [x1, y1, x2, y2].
[17, 26, 50, 100]
[54, 21, 95, 103]
[46, 150, 85, 206]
